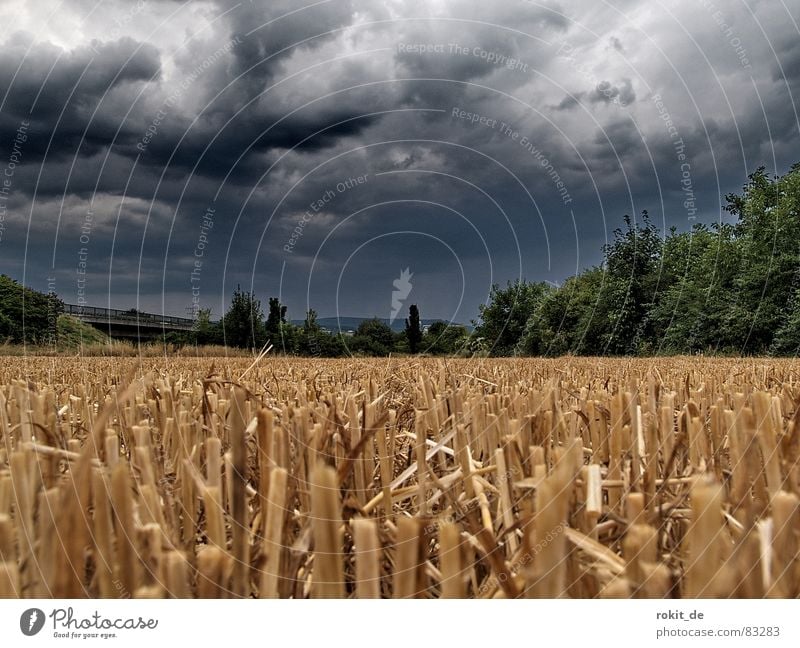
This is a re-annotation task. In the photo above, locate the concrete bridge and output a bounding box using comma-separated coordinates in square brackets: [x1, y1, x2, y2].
[63, 304, 196, 341]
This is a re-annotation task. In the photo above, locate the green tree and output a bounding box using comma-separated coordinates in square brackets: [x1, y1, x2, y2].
[724, 165, 800, 353]
[315, 330, 347, 356]
[647, 224, 739, 354]
[296, 309, 323, 355]
[517, 269, 611, 356]
[472, 165, 800, 357]
[303, 309, 319, 333]
[221, 286, 266, 349]
[0, 311, 15, 342]
[264, 297, 295, 352]
[600, 211, 663, 354]
[192, 307, 222, 345]
[473, 280, 553, 356]
[266, 297, 287, 330]
[351, 318, 394, 355]
[771, 284, 800, 355]
[265, 297, 287, 338]
[404, 304, 422, 353]
[423, 320, 469, 355]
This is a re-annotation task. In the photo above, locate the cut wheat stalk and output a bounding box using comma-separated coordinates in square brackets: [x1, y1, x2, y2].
[310, 464, 344, 598]
[393, 516, 421, 598]
[229, 387, 249, 598]
[352, 517, 381, 598]
[260, 467, 288, 599]
[684, 476, 724, 597]
[439, 522, 465, 598]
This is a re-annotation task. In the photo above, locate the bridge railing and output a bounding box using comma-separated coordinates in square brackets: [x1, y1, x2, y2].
[64, 304, 196, 328]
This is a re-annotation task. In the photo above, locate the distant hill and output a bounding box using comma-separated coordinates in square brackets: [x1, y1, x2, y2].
[291, 316, 472, 333]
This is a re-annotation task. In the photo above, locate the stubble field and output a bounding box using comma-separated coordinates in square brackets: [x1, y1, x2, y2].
[0, 355, 798, 598]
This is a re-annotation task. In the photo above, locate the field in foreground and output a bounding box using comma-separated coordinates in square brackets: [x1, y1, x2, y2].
[0, 356, 798, 598]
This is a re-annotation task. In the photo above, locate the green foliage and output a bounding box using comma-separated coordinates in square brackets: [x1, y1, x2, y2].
[264, 297, 295, 352]
[56, 315, 109, 347]
[192, 308, 223, 345]
[405, 304, 422, 353]
[646, 224, 739, 353]
[725, 166, 800, 352]
[473, 280, 553, 355]
[517, 268, 610, 355]
[294, 309, 318, 355]
[308, 330, 347, 357]
[771, 285, 800, 355]
[600, 211, 663, 354]
[303, 309, 319, 333]
[266, 297, 287, 337]
[0, 275, 63, 344]
[292, 309, 346, 356]
[422, 320, 469, 355]
[476, 164, 800, 356]
[350, 318, 395, 356]
[221, 286, 266, 349]
[0, 311, 14, 341]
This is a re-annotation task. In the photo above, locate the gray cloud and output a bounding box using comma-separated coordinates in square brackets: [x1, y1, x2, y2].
[0, 0, 798, 324]
[0, 35, 160, 158]
[588, 78, 635, 106]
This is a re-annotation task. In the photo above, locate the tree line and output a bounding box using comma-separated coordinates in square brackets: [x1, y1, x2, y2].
[2, 164, 799, 355]
[185, 295, 472, 356]
[168, 164, 800, 357]
[472, 164, 800, 356]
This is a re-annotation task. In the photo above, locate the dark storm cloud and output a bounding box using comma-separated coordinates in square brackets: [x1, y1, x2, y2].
[0, 34, 160, 159]
[132, 105, 383, 182]
[223, 0, 356, 90]
[772, 38, 800, 82]
[0, 0, 798, 322]
[590, 117, 645, 163]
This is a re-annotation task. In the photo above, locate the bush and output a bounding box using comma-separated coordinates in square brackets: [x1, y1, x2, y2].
[0, 274, 63, 344]
[354, 318, 394, 353]
[422, 321, 469, 355]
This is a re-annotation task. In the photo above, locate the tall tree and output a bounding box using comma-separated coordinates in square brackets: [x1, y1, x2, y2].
[724, 165, 800, 353]
[404, 304, 422, 353]
[303, 308, 319, 333]
[600, 211, 663, 354]
[222, 286, 265, 349]
[646, 223, 739, 354]
[192, 307, 222, 345]
[266, 297, 287, 339]
[296, 308, 321, 355]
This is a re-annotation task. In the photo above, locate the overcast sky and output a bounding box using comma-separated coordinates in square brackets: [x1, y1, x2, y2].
[1, 0, 798, 323]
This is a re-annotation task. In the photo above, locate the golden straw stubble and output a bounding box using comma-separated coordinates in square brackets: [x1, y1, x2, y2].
[0, 356, 798, 599]
[439, 522, 465, 598]
[352, 517, 381, 598]
[684, 476, 724, 597]
[310, 465, 344, 598]
[260, 467, 288, 599]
